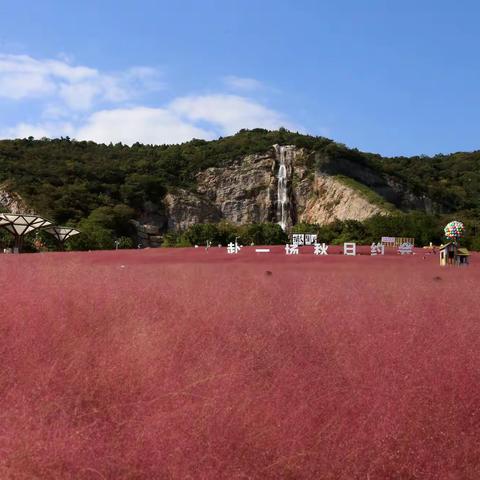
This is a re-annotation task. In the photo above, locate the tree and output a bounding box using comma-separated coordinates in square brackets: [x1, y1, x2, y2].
[66, 204, 135, 250]
[240, 223, 288, 245]
[182, 223, 220, 246]
[116, 236, 134, 249]
[67, 221, 113, 250]
[120, 174, 166, 209]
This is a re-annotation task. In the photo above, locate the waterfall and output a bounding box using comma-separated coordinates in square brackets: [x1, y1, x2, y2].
[275, 145, 294, 230]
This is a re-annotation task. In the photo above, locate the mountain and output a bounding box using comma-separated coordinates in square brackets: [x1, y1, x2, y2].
[0, 128, 478, 249]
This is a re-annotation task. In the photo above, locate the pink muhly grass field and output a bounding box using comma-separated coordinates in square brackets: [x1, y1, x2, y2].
[0, 246, 479, 479]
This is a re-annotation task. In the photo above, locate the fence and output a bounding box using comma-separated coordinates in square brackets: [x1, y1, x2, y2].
[381, 236, 415, 247]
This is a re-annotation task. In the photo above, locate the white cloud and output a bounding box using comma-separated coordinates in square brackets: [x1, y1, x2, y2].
[170, 94, 293, 135]
[4, 93, 297, 145]
[0, 71, 55, 99]
[223, 75, 264, 91]
[59, 82, 102, 111]
[73, 94, 295, 145]
[75, 107, 216, 145]
[0, 53, 163, 109]
[0, 54, 298, 145]
[1, 121, 74, 139]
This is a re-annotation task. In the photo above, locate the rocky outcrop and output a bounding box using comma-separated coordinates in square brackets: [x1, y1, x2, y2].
[162, 146, 392, 231]
[130, 219, 163, 247]
[0, 186, 32, 214]
[297, 174, 388, 224]
[196, 152, 277, 225]
[314, 150, 434, 212]
[164, 188, 222, 231]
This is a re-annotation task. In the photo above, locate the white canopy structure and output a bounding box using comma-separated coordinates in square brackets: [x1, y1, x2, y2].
[44, 226, 80, 248]
[0, 213, 52, 253]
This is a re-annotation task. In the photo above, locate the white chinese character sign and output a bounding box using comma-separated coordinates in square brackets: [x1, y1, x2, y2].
[370, 242, 385, 256]
[304, 234, 317, 245]
[291, 233, 317, 246]
[292, 234, 304, 245]
[227, 241, 242, 254]
[285, 244, 299, 255]
[219, 237, 421, 258]
[313, 243, 328, 255]
[398, 242, 414, 255]
[343, 242, 356, 256]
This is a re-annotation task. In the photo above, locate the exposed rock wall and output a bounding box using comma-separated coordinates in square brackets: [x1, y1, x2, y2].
[164, 146, 392, 231]
[297, 174, 387, 224]
[0, 186, 32, 214]
[164, 188, 222, 231]
[315, 152, 434, 212]
[196, 152, 277, 225]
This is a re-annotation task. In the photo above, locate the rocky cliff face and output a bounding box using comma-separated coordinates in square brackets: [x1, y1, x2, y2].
[296, 175, 387, 224]
[196, 151, 277, 226]
[164, 188, 222, 231]
[163, 145, 393, 231]
[0, 186, 32, 214]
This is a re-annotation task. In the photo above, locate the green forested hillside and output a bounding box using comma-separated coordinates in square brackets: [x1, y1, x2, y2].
[0, 128, 478, 249]
[0, 129, 332, 223]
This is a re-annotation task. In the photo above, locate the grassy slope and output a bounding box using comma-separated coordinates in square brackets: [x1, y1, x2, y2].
[333, 174, 398, 212]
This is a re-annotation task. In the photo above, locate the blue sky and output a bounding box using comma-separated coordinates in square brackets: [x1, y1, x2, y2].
[0, 0, 479, 156]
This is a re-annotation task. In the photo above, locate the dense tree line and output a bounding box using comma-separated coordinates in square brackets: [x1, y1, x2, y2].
[293, 213, 480, 250]
[162, 222, 288, 248]
[152, 213, 480, 251]
[0, 213, 475, 253]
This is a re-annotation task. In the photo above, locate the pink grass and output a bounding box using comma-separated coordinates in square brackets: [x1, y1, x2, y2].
[0, 247, 479, 479]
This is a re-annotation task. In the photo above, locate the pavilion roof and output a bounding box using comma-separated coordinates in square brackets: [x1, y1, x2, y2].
[0, 213, 52, 236]
[44, 226, 80, 242]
